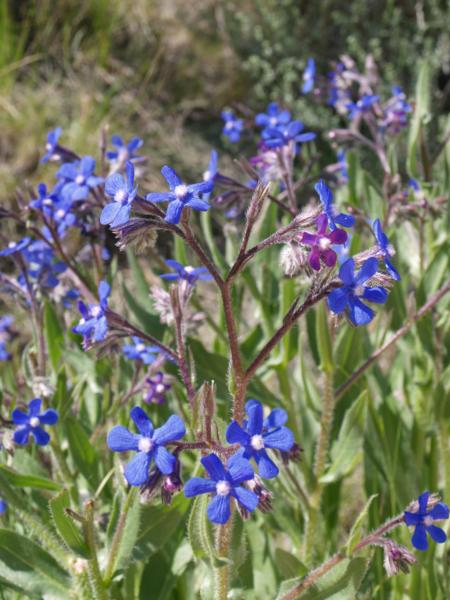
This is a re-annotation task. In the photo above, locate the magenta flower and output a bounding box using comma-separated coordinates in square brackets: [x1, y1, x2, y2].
[301, 214, 347, 271]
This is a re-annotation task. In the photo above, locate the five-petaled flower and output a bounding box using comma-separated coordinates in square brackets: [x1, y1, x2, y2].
[123, 337, 160, 364]
[255, 103, 291, 131]
[184, 453, 258, 524]
[314, 180, 355, 230]
[302, 58, 316, 94]
[327, 257, 388, 326]
[73, 280, 110, 344]
[372, 219, 400, 281]
[42, 127, 62, 163]
[347, 94, 379, 120]
[261, 120, 316, 149]
[301, 213, 347, 271]
[57, 156, 103, 201]
[404, 492, 449, 551]
[146, 166, 212, 225]
[106, 135, 143, 164]
[160, 259, 212, 285]
[143, 372, 171, 405]
[226, 400, 294, 479]
[107, 407, 185, 486]
[12, 398, 58, 446]
[0, 237, 32, 257]
[101, 161, 138, 228]
[221, 111, 243, 143]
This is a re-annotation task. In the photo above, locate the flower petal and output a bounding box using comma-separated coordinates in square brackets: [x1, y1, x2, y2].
[110, 204, 131, 227]
[201, 454, 227, 481]
[327, 287, 349, 314]
[404, 511, 421, 526]
[100, 202, 121, 225]
[429, 503, 450, 520]
[247, 401, 264, 436]
[184, 477, 216, 497]
[93, 316, 108, 342]
[31, 427, 50, 446]
[309, 247, 321, 271]
[153, 415, 186, 445]
[314, 180, 332, 210]
[348, 297, 374, 326]
[426, 525, 446, 544]
[38, 409, 58, 425]
[98, 281, 110, 303]
[29, 398, 42, 416]
[226, 421, 250, 446]
[339, 258, 355, 285]
[227, 455, 254, 484]
[11, 409, 29, 425]
[184, 197, 210, 212]
[385, 258, 401, 281]
[13, 426, 30, 445]
[418, 491, 430, 514]
[161, 166, 182, 190]
[265, 408, 288, 429]
[165, 200, 184, 225]
[107, 425, 140, 452]
[263, 426, 294, 452]
[125, 162, 135, 189]
[255, 450, 279, 479]
[411, 524, 428, 551]
[130, 406, 154, 437]
[361, 286, 388, 304]
[207, 494, 231, 525]
[124, 452, 151, 486]
[105, 173, 125, 197]
[154, 445, 176, 474]
[146, 192, 173, 203]
[232, 486, 259, 512]
[334, 213, 355, 228]
[355, 258, 378, 285]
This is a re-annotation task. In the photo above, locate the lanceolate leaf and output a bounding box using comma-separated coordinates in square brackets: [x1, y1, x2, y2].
[49, 489, 90, 558]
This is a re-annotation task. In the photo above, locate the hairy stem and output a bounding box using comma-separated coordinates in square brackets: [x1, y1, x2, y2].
[83, 500, 108, 600]
[214, 515, 233, 600]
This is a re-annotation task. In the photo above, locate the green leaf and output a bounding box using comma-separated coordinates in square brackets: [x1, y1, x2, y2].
[407, 60, 431, 177]
[49, 489, 90, 558]
[44, 300, 65, 372]
[108, 487, 141, 575]
[274, 548, 308, 580]
[0, 575, 39, 597]
[276, 557, 369, 600]
[187, 495, 218, 564]
[345, 494, 378, 556]
[122, 282, 165, 339]
[0, 529, 70, 597]
[316, 302, 333, 373]
[0, 465, 62, 491]
[64, 417, 98, 487]
[320, 391, 368, 483]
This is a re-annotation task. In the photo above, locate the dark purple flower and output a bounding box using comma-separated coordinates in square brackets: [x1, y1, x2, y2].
[143, 372, 171, 405]
[12, 398, 58, 446]
[404, 492, 449, 551]
[301, 213, 347, 271]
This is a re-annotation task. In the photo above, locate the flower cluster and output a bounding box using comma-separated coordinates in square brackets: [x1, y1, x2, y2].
[73, 281, 110, 345]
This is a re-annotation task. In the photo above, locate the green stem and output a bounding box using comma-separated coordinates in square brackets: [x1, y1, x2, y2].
[104, 487, 139, 586]
[83, 501, 108, 600]
[51, 441, 79, 503]
[214, 515, 233, 600]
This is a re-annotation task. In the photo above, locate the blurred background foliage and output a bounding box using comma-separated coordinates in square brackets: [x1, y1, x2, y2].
[1, 0, 449, 195]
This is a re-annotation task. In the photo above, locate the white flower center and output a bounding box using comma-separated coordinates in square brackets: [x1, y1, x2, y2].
[354, 284, 365, 297]
[115, 189, 127, 204]
[224, 121, 233, 130]
[250, 434, 265, 451]
[138, 437, 153, 453]
[318, 237, 331, 249]
[29, 417, 40, 428]
[174, 184, 188, 199]
[75, 175, 85, 185]
[155, 383, 166, 394]
[45, 143, 52, 151]
[43, 198, 53, 206]
[136, 343, 146, 352]
[423, 516, 433, 527]
[8, 241, 16, 248]
[203, 170, 211, 181]
[56, 209, 65, 219]
[184, 266, 195, 274]
[216, 480, 231, 496]
[269, 117, 278, 126]
[91, 305, 102, 317]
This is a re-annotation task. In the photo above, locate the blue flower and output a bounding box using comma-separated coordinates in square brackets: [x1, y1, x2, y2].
[18, 241, 67, 289]
[372, 219, 400, 281]
[226, 400, 294, 479]
[347, 95, 379, 120]
[57, 156, 103, 201]
[30, 183, 59, 215]
[42, 127, 62, 163]
[106, 135, 143, 164]
[221, 111, 243, 143]
[146, 166, 213, 225]
[184, 453, 258, 524]
[202, 150, 218, 201]
[12, 398, 58, 446]
[302, 58, 315, 94]
[123, 337, 160, 364]
[0, 499, 7, 514]
[107, 407, 185, 485]
[143, 372, 171, 405]
[255, 103, 291, 130]
[0, 315, 14, 361]
[101, 162, 138, 228]
[314, 180, 355, 230]
[0, 237, 32, 257]
[73, 281, 110, 344]
[380, 86, 412, 135]
[336, 150, 348, 183]
[160, 259, 212, 284]
[327, 257, 388, 326]
[404, 492, 449, 551]
[261, 120, 316, 149]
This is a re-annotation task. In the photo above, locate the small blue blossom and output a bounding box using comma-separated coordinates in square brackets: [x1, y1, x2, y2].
[347, 94, 379, 120]
[380, 86, 412, 135]
[73, 281, 110, 344]
[184, 453, 258, 524]
[143, 372, 171, 405]
[101, 161, 138, 228]
[106, 135, 143, 164]
[0, 499, 7, 514]
[327, 257, 388, 326]
[18, 241, 67, 289]
[261, 120, 316, 149]
[12, 398, 58, 446]
[0, 315, 14, 361]
[107, 407, 185, 485]
[41, 127, 62, 163]
[160, 259, 213, 284]
[0, 237, 32, 257]
[302, 58, 316, 94]
[314, 180, 355, 230]
[404, 492, 449, 551]
[146, 166, 213, 225]
[221, 111, 243, 143]
[30, 183, 59, 215]
[226, 400, 294, 479]
[336, 150, 348, 183]
[255, 103, 291, 131]
[123, 337, 160, 364]
[202, 150, 218, 201]
[372, 219, 400, 281]
[57, 156, 103, 201]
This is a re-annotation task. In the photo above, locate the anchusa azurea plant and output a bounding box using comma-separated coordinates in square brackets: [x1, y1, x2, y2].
[0, 54, 449, 600]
